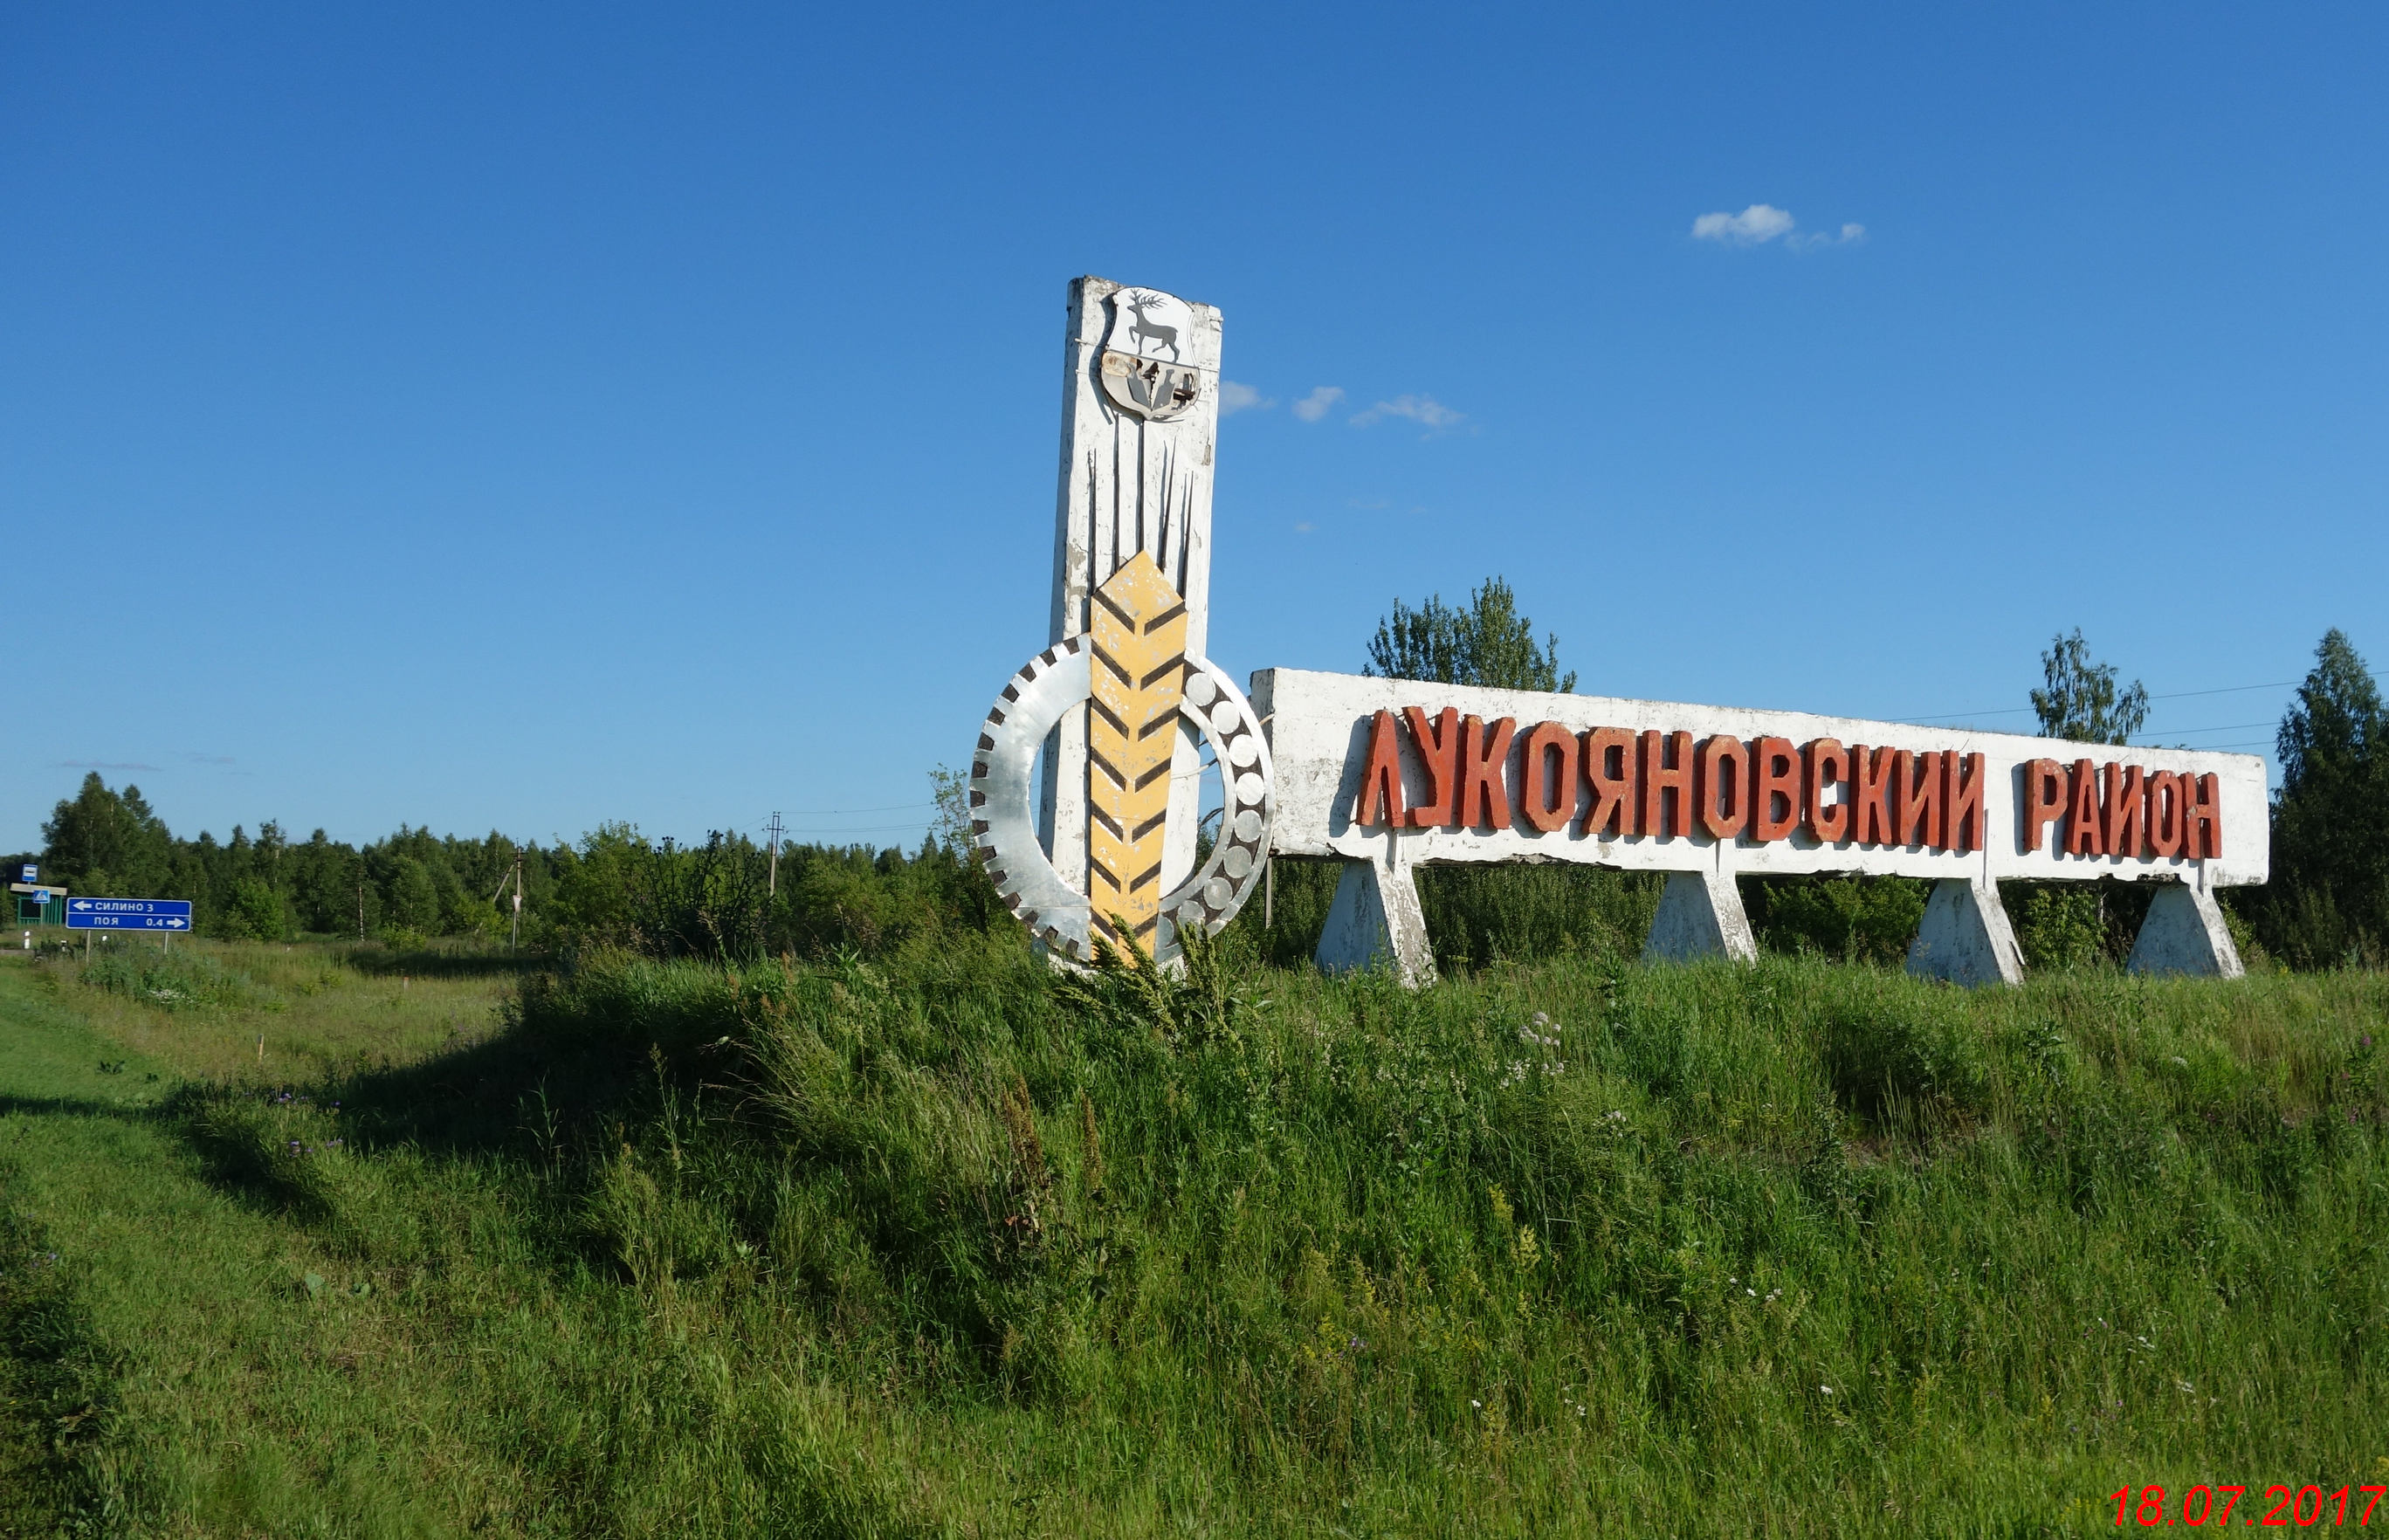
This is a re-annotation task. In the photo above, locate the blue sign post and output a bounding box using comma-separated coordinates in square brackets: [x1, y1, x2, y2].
[65, 897, 194, 932]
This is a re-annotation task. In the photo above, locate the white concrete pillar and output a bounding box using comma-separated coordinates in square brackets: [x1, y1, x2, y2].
[1642, 870, 1758, 965]
[1906, 877, 2026, 987]
[2127, 880, 2244, 979]
[1040, 278, 1223, 901]
[1314, 847, 1435, 987]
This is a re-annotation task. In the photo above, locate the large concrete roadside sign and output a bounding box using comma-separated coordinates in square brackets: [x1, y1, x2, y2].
[1255, 670, 2267, 987]
[967, 278, 2265, 987]
[968, 278, 1275, 965]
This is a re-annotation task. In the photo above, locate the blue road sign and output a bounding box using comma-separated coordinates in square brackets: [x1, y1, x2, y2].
[18, 864, 34, 883]
[31, 890, 52, 905]
[65, 897, 193, 931]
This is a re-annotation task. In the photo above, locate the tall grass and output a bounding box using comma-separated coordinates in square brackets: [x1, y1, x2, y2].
[9, 931, 2377, 1535]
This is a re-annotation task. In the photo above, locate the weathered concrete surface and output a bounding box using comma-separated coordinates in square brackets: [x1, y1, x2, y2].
[1314, 845, 1435, 987]
[2127, 881, 2246, 979]
[1907, 877, 2026, 987]
[1642, 869, 1759, 964]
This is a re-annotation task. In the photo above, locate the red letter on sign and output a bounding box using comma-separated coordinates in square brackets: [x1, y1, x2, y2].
[1642, 730, 1695, 838]
[1456, 715, 1517, 830]
[1944, 752, 1986, 855]
[1698, 735, 1752, 841]
[2104, 762, 2146, 858]
[2184, 772, 2223, 859]
[1850, 746, 1897, 847]
[2023, 759, 2069, 854]
[1353, 710, 1407, 828]
[1518, 721, 1578, 834]
[2145, 770, 2184, 856]
[1806, 738, 1851, 843]
[2066, 759, 2106, 857]
[1403, 706, 1460, 828]
[1753, 736, 1800, 842]
[1581, 727, 1638, 837]
[1896, 750, 1944, 850]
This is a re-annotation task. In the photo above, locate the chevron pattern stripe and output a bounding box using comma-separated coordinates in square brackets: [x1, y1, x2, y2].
[1084, 550, 1188, 946]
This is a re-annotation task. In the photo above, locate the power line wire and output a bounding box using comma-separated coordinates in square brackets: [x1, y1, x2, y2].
[1892, 679, 2297, 725]
[2127, 720, 2277, 740]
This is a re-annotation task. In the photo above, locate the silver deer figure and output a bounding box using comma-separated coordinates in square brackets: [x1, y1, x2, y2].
[1122, 292, 1181, 361]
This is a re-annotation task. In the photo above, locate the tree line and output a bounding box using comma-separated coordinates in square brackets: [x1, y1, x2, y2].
[8, 787, 1000, 959]
[11, 582, 2384, 970]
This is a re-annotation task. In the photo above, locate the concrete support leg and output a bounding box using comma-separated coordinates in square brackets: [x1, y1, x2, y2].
[1315, 849, 1435, 987]
[1907, 877, 2025, 987]
[1642, 870, 1758, 965]
[2127, 881, 2245, 979]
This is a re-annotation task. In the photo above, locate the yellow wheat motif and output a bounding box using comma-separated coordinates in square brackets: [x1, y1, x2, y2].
[1085, 551, 1188, 945]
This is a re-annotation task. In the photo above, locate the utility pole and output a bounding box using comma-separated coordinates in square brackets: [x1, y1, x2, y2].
[766, 811, 785, 897]
[491, 851, 525, 953]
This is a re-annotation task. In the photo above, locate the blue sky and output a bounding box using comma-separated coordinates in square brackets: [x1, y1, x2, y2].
[4, 3, 2383, 854]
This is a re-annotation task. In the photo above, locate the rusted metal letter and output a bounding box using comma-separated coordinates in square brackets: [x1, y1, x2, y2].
[1896, 750, 1944, 850]
[1697, 734, 1752, 841]
[1518, 720, 1578, 834]
[1352, 709, 1407, 828]
[2066, 758, 2106, 857]
[1642, 729, 1696, 839]
[1943, 751, 1986, 855]
[2103, 762, 2146, 859]
[2183, 771, 2223, 860]
[1402, 706, 1460, 828]
[1753, 735, 1800, 842]
[1455, 715, 1517, 830]
[1580, 726, 1638, 837]
[2022, 759, 2069, 855]
[2145, 770, 2184, 856]
[1850, 745, 1897, 847]
[1806, 738, 1851, 843]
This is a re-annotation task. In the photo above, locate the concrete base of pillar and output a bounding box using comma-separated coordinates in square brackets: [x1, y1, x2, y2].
[1642, 870, 1758, 964]
[2127, 881, 2245, 979]
[1315, 849, 1435, 987]
[1907, 877, 2025, 987]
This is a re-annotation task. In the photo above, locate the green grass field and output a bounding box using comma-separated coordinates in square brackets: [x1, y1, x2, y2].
[0, 932, 2382, 1536]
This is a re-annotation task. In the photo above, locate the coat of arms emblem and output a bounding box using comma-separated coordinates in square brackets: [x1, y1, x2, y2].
[1097, 288, 1203, 420]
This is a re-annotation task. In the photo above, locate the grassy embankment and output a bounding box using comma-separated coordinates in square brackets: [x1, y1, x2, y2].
[0, 931, 2383, 1536]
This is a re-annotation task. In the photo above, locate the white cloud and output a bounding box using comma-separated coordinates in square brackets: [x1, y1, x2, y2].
[1692, 204, 1866, 252]
[1218, 381, 1273, 416]
[1351, 395, 1464, 431]
[1691, 203, 1796, 245]
[1291, 385, 1345, 423]
[1293, 521, 1315, 533]
[1788, 222, 1867, 251]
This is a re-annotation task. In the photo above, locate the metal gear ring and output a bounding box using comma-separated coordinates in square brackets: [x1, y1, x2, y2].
[968, 640, 1275, 966]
